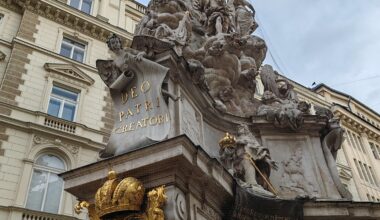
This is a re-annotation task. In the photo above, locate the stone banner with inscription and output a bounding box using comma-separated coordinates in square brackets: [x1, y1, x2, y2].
[97, 54, 170, 157]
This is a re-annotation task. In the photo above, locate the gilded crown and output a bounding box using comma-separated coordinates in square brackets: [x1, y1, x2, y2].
[219, 132, 236, 149]
[95, 170, 145, 218]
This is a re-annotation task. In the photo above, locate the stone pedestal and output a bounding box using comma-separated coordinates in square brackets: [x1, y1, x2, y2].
[60, 135, 380, 220]
[253, 116, 343, 199]
[60, 136, 234, 220]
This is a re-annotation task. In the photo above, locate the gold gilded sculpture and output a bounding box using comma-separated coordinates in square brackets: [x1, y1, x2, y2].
[218, 132, 236, 149]
[95, 170, 121, 217]
[74, 200, 90, 214]
[75, 170, 167, 220]
[146, 186, 167, 220]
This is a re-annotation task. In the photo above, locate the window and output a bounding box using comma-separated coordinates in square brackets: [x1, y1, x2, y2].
[369, 166, 378, 186]
[68, 0, 93, 14]
[59, 37, 86, 62]
[47, 85, 79, 121]
[359, 161, 369, 182]
[370, 142, 380, 160]
[26, 154, 66, 213]
[0, 14, 3, 23]
[346, 131, 355, 149]
[364, 164, 374, 184]
[354, 159, 363, 179]
[356, 136, 366, 153]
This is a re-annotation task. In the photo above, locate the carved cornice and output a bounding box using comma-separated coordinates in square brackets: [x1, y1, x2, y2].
[334, 107, 380, 141]
[44, 63, 95, 86]
[1, 0, 134, 43]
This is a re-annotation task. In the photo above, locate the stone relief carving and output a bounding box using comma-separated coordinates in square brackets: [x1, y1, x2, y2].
[96, 34, 145, 89]
[96, 34, 171, 157]
[257, 66, 310, 130]
[33, 135, 79, 156]
[279, 148, 318, 197]
[219, 125, 277, 196]
[174, 191, 187, 220]
[93, 0, 352, 204]
[134, 0, 312, 124]
[0, 50, 6, 61]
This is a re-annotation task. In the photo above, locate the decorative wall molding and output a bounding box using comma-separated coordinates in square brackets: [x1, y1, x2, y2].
[33, 135, 80, 156]
[335, 107, 380, 141]
[44, 63, 95, 86]
[174, 191, 187, 220]
[0, 0, 134, 43]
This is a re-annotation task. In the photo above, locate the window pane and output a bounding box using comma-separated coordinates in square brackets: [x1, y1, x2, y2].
[43, 173, 63, 213]
[81, 0, 92, 14]
[36, 154, 65, 170]
[69, 0, 80, 9]
[73, 48, 84, 62]
[26, 170, 48, 211]
[52, 86, 78, 101]
[62, 103, 76, 121]
[47, 99, 61, 117]
[59, 43, 72, 58]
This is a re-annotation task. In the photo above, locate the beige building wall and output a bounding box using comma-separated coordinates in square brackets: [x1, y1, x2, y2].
[1, 0, 378, 219]
[0, 0, 143, 219]
[314, 85, 380, 202]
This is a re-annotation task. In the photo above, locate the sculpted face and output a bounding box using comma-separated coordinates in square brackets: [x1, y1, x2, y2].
[107, 34, 123, 53]
[277, 81, 288, 94]
[208, 40, 224, 56]
[219, 86, 234, 102]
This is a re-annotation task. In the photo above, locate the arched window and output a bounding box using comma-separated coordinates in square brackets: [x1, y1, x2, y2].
[25, 154, 66, 213]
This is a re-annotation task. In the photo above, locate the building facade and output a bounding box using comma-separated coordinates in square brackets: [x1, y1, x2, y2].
[284, 80, 380, 202]
[0, 0, 379, 219]
[0, 0, 144, 219]
[313, 84, 380, 202]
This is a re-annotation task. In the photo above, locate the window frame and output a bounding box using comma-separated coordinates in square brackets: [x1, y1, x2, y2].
[67, 0, 93, 14]
[59, 37, 87, 63]
[369, 142, 380, 160]
[47, 84, 80, 122]
[25, 154, 67, 214]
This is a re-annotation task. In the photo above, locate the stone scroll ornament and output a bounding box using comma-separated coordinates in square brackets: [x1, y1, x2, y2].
[96, 34, 170, 157]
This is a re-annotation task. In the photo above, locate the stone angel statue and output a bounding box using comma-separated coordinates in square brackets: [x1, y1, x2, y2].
[96, 34, 146, 90]
[259, 64, 279, 96]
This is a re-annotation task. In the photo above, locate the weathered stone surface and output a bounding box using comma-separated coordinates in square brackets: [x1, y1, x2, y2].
[60, 136, 233, 220]
[96, 35, 170, 157]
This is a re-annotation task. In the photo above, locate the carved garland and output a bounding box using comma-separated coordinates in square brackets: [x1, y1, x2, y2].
[33, 135, 80, 156]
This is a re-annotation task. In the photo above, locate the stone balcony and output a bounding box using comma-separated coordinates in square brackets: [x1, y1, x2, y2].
[0, 101, 106, 151]
[0, 206, 79, 220]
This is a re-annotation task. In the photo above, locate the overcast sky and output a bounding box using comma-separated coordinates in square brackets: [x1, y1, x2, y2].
[136, 0, 380, 114]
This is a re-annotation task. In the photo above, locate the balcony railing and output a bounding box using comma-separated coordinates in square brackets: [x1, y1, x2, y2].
[0, 206, 80, 220]
[44, 116, 77, 134]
